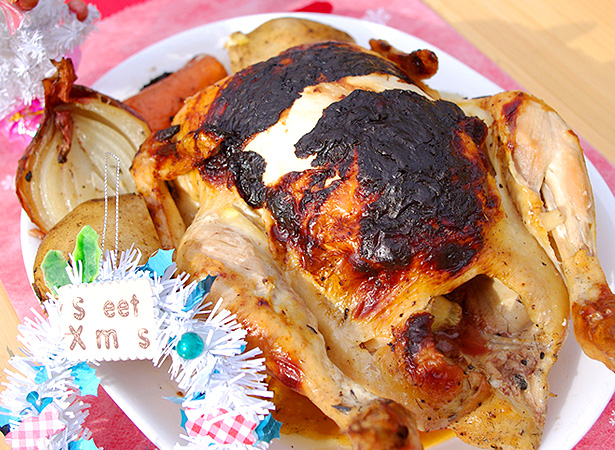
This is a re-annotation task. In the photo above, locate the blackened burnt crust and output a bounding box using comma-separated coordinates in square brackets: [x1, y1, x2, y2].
[187, 41, 500, 311]
[269, 89, 495, 274]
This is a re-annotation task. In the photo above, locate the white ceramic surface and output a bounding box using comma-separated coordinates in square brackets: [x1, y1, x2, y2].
[21, 12, 615, 450]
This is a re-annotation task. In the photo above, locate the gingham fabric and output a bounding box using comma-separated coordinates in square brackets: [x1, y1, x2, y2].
[5, 405, 66, 450]
[186, 408, 257, 445]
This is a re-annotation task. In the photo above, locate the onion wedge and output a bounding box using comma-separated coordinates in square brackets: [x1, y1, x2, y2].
[16, 59, 150, 234]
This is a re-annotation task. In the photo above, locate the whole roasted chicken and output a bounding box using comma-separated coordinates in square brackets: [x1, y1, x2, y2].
[131, 31, 615, 450]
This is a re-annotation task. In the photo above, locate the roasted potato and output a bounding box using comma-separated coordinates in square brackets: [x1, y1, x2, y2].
[32, 194, 161, 301]
[226, 17, 355, 72]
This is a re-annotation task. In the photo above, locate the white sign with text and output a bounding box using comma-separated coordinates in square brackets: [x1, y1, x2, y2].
[58, 278, 158, 361]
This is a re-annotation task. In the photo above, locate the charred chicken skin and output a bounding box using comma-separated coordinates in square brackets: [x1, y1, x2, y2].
[131, 40, 612, 449]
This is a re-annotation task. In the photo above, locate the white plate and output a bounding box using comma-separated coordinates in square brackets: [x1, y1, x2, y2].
[21, 11, 615, 450]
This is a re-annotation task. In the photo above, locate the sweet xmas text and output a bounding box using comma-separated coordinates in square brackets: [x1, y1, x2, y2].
[58, 278, 158, 361]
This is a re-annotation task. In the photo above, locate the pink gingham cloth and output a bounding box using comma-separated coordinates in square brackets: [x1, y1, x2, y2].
[4, 405, 66, 450]
[185, 408, 258, 445]
[1, 0, 615, 449]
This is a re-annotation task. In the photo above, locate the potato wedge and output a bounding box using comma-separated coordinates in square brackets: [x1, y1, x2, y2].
[226, 17, 355, 72]
[32, 194, 161, 301]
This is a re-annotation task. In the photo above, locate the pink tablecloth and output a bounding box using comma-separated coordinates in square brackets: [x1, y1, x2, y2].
[1, 0, 615, 449]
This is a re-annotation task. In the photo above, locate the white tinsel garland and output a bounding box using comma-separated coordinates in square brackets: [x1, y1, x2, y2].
[1, 243, 279, 450]
[0, 0, 100, 119]
[1, 307, 92, 449]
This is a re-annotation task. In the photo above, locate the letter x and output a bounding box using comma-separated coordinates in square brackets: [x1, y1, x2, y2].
[69, 325, 86, 350]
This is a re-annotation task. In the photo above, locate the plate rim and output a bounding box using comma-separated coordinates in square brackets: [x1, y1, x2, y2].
[20, 11, 615, 450]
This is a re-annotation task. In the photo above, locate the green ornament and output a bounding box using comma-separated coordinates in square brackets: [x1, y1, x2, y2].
[73, 225, 102, 283]
[41, 250, 70, 293]
[176, 332, 204, 360]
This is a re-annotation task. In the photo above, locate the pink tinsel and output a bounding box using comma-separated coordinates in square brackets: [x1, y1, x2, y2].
[0, 100, 43, 146]
[0, 0, 24, 35]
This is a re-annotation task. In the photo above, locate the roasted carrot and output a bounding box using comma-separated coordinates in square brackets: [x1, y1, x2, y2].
[123, 54, 227, 131]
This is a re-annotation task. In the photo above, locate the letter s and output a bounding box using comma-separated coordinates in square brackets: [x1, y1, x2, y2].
[138, 328, 150, 349]
[73, 297, 86, 320]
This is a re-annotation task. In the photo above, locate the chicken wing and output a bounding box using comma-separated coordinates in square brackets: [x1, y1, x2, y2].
[462, 91, 615, 372]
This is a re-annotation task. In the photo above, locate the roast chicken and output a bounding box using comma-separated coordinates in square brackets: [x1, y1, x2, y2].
[130, 37, 615, 450]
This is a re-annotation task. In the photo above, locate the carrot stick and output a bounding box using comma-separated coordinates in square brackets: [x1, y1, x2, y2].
[124, 54, 227, 131]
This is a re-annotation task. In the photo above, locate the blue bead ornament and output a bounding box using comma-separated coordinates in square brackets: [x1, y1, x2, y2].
[176, 332, 204, 360]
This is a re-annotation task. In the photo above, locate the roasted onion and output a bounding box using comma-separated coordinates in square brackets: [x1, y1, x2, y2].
[16, 59, 150, 234]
